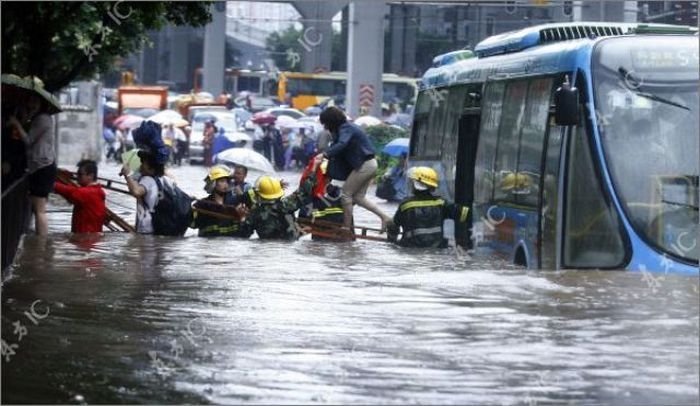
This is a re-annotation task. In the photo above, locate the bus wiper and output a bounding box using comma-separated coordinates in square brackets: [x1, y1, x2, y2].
[618, 67, 690, 111]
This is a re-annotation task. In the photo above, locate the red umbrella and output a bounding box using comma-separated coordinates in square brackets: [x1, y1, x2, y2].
[251, 111, 276, 125]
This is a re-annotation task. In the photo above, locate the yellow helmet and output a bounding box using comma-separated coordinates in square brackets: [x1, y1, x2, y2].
[208, 165, 233, 182]
[255, 175, 284, 200]
[408, 166, 439, 189]
[500, 172, 531, 191]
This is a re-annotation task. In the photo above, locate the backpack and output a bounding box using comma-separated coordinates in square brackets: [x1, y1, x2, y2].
[151, 177, 194, 236]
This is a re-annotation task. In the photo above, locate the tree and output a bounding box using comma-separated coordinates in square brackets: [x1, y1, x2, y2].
[265, 26, 304, 72]
[265, 26, 343, 72]
[2, 1, 213, 92]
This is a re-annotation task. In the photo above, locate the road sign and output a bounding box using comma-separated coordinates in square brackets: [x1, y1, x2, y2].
[359, 84, 375, 108]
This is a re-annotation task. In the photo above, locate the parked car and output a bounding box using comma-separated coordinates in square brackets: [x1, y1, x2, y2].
[189, 110, 242, 164]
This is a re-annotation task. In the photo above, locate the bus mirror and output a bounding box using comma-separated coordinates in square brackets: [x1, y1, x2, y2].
[554, 76, 579, 126]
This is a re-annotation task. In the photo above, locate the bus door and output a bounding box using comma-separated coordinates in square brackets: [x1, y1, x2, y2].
[455, 89, 481, 248]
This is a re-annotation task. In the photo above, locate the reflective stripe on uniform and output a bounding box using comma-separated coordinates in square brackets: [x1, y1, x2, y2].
[459, 206, 469, 222]
[313, 207, 344, 218]
[399, 198, 444, 212]
[202, 224, 239, 234]
[403, 226, 442, 239]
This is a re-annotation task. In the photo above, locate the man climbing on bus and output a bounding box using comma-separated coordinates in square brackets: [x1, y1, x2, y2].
[387, 166, 469, 248]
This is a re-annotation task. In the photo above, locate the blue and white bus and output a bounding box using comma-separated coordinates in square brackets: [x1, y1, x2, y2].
[410, 23, 698, 274]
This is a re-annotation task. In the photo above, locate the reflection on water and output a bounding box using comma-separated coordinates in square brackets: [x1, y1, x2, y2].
[2, 163, 698, 404]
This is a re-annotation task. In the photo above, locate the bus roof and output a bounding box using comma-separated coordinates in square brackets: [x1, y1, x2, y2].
[421, 22, 698, 90]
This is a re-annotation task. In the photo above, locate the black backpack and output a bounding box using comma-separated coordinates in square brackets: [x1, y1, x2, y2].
[150, 177, 193, 236]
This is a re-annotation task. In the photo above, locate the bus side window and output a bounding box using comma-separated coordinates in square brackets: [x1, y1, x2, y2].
[474, 81, 506, 205]
[494, 80, 528, 203]
[516, 77, 554, 207]
[411, 90, 437, 158]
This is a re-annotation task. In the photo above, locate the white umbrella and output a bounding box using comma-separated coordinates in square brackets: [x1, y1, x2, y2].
[298, 117, 323, 133]
[354, 115, 382, 127]
[275, 115, 302, 129]
[225, 131, 251, 143]
[147, 109, 184, 125]
[215, 148, 275, 174]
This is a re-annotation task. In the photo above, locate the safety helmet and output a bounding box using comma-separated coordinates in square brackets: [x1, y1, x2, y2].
[407, 166, 439, 190]
[500, 172, 531, 191]
[208, 165, 233, 182]
[255, 175, 284, 200]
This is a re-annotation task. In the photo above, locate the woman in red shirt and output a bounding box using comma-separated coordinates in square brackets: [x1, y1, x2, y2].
[53, 160, 106, 233]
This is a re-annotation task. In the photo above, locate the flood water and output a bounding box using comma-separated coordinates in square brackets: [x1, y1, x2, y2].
[2, 162, 699, 404]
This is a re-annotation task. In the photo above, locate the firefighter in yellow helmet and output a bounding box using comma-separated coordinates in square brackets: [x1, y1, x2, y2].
[243, 174, 311, 240]
[191, 165, 252, 237]
[387, 166, 470, 248]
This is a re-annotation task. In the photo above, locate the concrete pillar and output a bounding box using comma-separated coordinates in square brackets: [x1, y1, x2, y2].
[169, 26, 190, 90]
[203, 3, 226, 96]
[347, 0, 386, 118]
[338, 5, 349, 71]
[389, 4, 417, 75]
[292, 0, 348, 73]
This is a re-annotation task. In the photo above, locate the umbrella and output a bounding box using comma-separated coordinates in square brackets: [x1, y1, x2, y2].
[275, 115, 302, 129]
[215, 148, 275, 174]
[173, 118, 190, 128]
[354, 115, 382, 127]
[304, 106, 322, 116]
[114, 114, 144, 130]
[251, 111, 276, 125]
[1, 74, 62, 114]
[382, 137, 410, 157]
[124, 107, 160, 118]
[121, 149, 141, 174]
[147, 109, 183, 125]
[225, 131, 251, 143]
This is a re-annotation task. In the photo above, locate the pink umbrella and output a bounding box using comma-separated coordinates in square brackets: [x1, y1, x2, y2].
[114, 114, 144, 130]
[251, 111, 276, 125]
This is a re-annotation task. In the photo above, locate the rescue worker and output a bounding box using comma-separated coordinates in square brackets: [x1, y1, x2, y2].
[191, 165, 251, 238]
[53, 160, 106, 233]
[230, 164, 254, 207]
[244, 175, 308, 240]
[387, 166, 470, 248]
[298, 158, 347, 240]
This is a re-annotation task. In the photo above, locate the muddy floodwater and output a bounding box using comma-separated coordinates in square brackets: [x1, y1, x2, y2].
[2, 163, 698, 404]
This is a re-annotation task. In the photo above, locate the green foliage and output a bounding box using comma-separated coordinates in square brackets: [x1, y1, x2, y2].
[265, 26, 342, 72]
[364, 124, 408, 181]
[265, 26, 302, 72]
[2, 1, 213, 92]
[365, 125, 408, 153]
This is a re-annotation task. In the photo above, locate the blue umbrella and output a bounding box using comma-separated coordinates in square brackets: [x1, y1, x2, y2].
[382, 137, 409, 157]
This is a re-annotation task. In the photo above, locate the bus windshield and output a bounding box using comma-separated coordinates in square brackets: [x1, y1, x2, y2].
[593, 36, 699, 263]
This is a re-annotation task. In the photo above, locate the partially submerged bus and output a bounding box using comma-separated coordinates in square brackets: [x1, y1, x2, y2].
[410, 22, 698, 274]
[277, 71, 418, 111]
